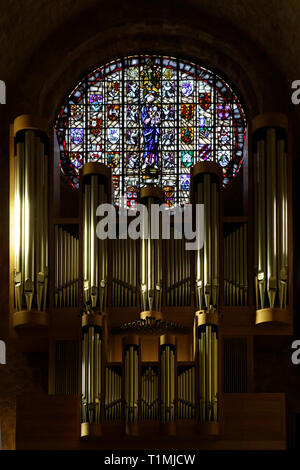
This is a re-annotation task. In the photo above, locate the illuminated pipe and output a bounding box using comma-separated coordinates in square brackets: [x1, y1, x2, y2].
[252, 114, 289, 324]
[277, 140, 288, 309]
[139, 186, 164, 320]
[12, 116, 49, 328]
[81, 311, 103, 439]
[266, 129, 277, 308]
[124, 335, 140, 436]
[195, 311, 220, 437]
[192, 162, 222, 311]
[159, 335, 176, 435]
[81, 162, 111, 310]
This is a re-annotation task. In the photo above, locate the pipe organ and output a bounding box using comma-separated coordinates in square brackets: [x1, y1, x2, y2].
[12, 116, 49, 325]
[196, 313, 219, 430]
[160, 335, 176, 435]
[81, 311, 103, 438]
[123, 336, 140, 436]
[191, 162, 221, 435]
[192, 162, 222, 311]
[177, 366, 196, 419]
[9, 110, 293, 446]
[252, 114, 290, 324]
[82, 162, 111, 310]
[139, 187, 164, 318]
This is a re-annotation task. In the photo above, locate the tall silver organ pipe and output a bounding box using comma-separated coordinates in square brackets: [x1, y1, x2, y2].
[139, 186, 164, 319]
[81, 162, 111, 310]
[195, 311, 219, 436]
[81, 311, 103, 439]
[191, 162, 222, 312]
[123, 335, 140, 436]
[13, 116, 49, 316]
[160, 335, 176, 436]
[252, 114, 289, 324]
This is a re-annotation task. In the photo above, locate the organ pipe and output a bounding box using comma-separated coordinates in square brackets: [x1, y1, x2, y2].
[81, 163, 111, 310]
[191, 163, 222, 312]
[81, 311, 103, 438]
[104, 367, 122, 420]
[177, 366, 195, 419]
[139, 186, 164, 320]
[141, 366, 158, 420]
[166, 231, 191, 307]
[160, 335, 176, 435]
[111, 238, 137, 307]
[224, 224, 248, 306]
[54, 226, 79, 307]
[252, 114, 289, 324]
[123, 335, 140, 436]
[13, 116, 49, 319]
[195, 311, 219, 436]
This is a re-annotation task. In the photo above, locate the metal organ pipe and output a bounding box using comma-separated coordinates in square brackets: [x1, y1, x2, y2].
[54, 226, 79, 308]
[192, 163, 222, 313]
[159, 335, 176, 435]
[191, 162, 221, 437]
[223, 224, 248, 306]
[139, 186, 164, 320]
[81, 163, 111, 310]
[123, 335, 140, 436]
[13, 117, 49, 318]
[81, 312, 103, 439]
[252, 114, 289, 324]
[196, 312, 219, 435]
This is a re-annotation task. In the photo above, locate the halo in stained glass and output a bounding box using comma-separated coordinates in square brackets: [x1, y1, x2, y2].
[55, 55, 246, 205]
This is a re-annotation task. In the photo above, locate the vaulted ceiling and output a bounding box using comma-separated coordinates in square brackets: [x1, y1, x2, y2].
[0, 0, 298, 119]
